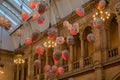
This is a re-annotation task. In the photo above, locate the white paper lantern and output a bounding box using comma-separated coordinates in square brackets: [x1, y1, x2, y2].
[93, 18, 102, 29]
[56, 36, 65, 45]
[62, 50, 69, 60]
[97, 0, 106, 11]
[63, 20, 70, 28]
[53, 50, 62, 62]
[66, 35, 74, 45]
[87, 33, 95, 43]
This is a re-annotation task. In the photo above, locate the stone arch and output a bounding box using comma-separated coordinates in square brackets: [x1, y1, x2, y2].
[82, 26, 94, 58]
[112, 72, 120, 80]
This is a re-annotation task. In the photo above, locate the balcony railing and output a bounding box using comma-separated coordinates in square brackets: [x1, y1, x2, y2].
[63, 65, 69, 73]
[40, 74, 45, 80]
[73, 61, 80, 70]
[108, 47, 118, 59]
[84, 57, 92, 66]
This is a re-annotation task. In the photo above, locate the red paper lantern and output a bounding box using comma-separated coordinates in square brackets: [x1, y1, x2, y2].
[57, 67, 64, 76]
[44, 65, 51, 73]
[31, 30, 41, 43]
[38, 16, 45, 25]
[76, 6, 84, 17]
[22, 12, 29, 22]
[52, 65, 57, 73]
[32, 12, 40, 20]
[97, 0, 106, 11]
[38, 1, 48, 15]
[87, 33, 95, 43]
[25, 38, 32, 46]
[93, 18, 102, 29]
[62, 50, 69, 60]
[29, 2, 37, 10]
[53, 50, 62, 62]
[34, 59, 41, 69]
[36, 45, 45, 56]
[47, 27, 58, 40]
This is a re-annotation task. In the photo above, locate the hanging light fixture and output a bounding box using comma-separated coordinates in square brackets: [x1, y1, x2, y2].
[92, 10, 110, 21]
[14, 54, 25, 64]
[43, 40, 57, 48]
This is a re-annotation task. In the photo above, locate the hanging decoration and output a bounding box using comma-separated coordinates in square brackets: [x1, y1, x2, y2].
[37, 1, 48, 15]
[38, 15, 45, 25]
[44, 65, 51, 73]
[66, 35, 74, 45]
[115, 2, 120, 16]
[87, 33, 95, 43]
[47, 27, 58, 40]
[53, 50, 62, 63]
[36, 45, 45, 56]
[56, 36, 65, 45]
[34, 59, 41, 69]
[51, 65, 58, 73]
[63, 20, 70, 28]
[70, 23, 79, 35]
[75, 6, 84, 17]
[16, 29, 22, 37]
[47, 69, 53, 77]
[31, 30, 41, 43]
[25, 38, 32, 46]
[2, 19, 11, 30]
[62, 50, 69, 61]
[57, 67, 64, 76]
[97, 0, 106, 11]
[32, 12, 40, 21]
[93, 18, 102, 29]
[29, 1, 37, 10]
[22, 12, 29, 22]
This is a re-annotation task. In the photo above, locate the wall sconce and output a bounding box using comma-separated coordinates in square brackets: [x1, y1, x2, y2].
[0, 64, 4, 74]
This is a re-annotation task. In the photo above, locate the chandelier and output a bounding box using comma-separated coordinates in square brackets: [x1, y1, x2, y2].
[0, 64, 4, 74]
[43, 40, 57, 48]
[14, 54, 25, 64]
[93, 10, 110, 21]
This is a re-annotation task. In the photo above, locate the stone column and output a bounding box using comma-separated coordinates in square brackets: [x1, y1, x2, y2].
[45, 48, 48, 80]
[80, 39, 84, 68]
[116, 16, 120, 55]
[16, 65, 19, 80]
[93, 29, 104, 80]
[68, 45, 73, 71]
[21, 64, 24, 80]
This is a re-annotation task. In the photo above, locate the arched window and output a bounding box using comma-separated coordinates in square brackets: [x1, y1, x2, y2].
[108, 16, 119, 49]
[83, 26, 94, 58]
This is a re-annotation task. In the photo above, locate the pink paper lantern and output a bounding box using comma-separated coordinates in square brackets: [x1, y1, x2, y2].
[36, 45, 45, 56]
[47, 69, 53, 77]
[76, 6, 84, 17]
[53, 50, 62, 62]
[57, 67, 64, 76]
[62, 50, 69, 60]
[38, 1, 48, 15]
[47, 27, 58, 40]
[34, 59, 41, 69]
[38, 16, 45, 25]
[16, 29, 22, 37]
[31, 30, 41, 43]
[52, 65, 58, 73]
[97, 0, 106, 11]
[66, 35, 74, 45]
[44, 65, 51, 73]
[93, 18, 102, 29]
[22, 12, 29, 22]
[25, 38, 32, 46]
[32, 12, 40, 20]
[87, 33, 95, 43]
[63, 20, 70, 28]
[56, 36, 65, 45]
